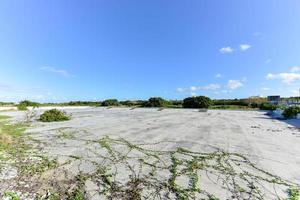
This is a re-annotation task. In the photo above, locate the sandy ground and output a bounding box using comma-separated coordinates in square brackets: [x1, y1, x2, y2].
[1, 107, 300, 199]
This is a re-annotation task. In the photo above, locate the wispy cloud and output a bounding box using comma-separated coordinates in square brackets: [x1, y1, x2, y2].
[226, 80, 243, 90]
[290, 66, 300, 73]
[40, 66, 74, 77]
[178, 79, 245, 95]
[0, 82, 55, 102]
[176, 88, 185, 93]
[266, 73, 300, 84]
[215, 73, 222, 78]
[266, 66, 300, 84]
[240, 44, 251, 51]
[177, 84, 221, 93]
[219, 47, 234, 54]
[220, 44, 251, 54]
[261, 87, 270, 91]
[0, 83, 12, 91]
[198, 84, 221, 90]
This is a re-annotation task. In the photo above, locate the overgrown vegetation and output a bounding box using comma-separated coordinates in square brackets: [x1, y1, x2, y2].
[47, 136, 297, 200]
[259, 102, 278, 111]
[0, 102, 14, 106]
[101, 99, 119, 107]
[3, 191, 21, 200]
[39, 109, 71, 122]
[183, 96, 212, 108]
[287, 187, 300, 200]
[142, 97, 168, 107]
[17, 100, 40, 111]
[1, 96, 282, 110]
[64, 101, 100, 107]
[282, 106, 300, 119]
[0, 115, 59, 199]
[1, 115, 299, 199]
[0, 116, 26, 154]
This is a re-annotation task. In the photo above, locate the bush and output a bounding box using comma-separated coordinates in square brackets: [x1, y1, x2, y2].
[143, 97, 167, 107]
[101, 99, 119, 107]
[259, 103, 277, 111]
[17, 100, 40, 111]
[67, 101, 100, 106]
[282, 106, 300, 119]
[212, 99, 248, 106]
[39, 109, 71, 122]
[17, 104, 28, 111]
[183, 96, 212, 108]
[250, 102, 258, 108]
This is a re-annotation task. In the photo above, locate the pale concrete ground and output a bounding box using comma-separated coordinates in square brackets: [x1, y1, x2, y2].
[1, 107, 300, 199]
[0, 106, 17, 111]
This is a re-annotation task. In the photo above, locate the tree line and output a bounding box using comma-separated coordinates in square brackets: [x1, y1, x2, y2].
[11, 96, 279, 110]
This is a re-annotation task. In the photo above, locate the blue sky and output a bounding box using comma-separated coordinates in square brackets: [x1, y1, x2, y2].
[0, 0, 300, 102]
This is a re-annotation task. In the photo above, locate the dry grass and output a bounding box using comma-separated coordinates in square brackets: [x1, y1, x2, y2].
[0, 134, 13, 145]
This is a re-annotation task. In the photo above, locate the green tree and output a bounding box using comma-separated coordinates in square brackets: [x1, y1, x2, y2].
[183, 96, 212, 108]
[101, 99, 119, 106]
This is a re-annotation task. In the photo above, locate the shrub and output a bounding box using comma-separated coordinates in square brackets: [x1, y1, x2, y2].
[39, 109, 70, 122]
[101, 99, 119, 107]
[67, 101, 100, 106]
[282, 106, 300, 119]
[168, 100, 183, 108]
[259, 103, 277, 111]
[183, 96, 212, 108]
[17, 100, 40, 111]
[17, 104, 28, 111]
[143, 97, 167, 107]
[250, 102, 258, 108]
[212, 99, 248, 106]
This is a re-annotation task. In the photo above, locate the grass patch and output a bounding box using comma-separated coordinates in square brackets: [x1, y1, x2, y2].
[57, 130, 75, 140]
[0, 115, 26, 153]
[3, 191, 21, 200]
[0, 115, 58, 199]
[0, 115, 10, 120]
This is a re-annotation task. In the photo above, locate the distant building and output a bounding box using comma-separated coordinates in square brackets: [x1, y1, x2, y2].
[267, 95, 280, 105]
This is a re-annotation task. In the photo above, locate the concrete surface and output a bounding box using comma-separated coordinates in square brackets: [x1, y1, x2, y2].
[2, 107, 300, 199]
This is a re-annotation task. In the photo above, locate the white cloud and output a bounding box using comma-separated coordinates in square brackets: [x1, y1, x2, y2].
[219, 47, 234, 54]
[290, 66, 300, 73]
[176, 88, 185, 93]
[261, 87, 270, 91]
[221, 90, 231, 94]
[177, 84, 221, 94]
[40, 66, 74, 77]
[227, 80, 243, 90]
[190, 86, 197, 91]
[190, 92, 197, 96]
[240, 44, 251, 51]
[198, 84, 221, 90]
[291, 90, 299, 96]
[266, 72, 300, 84]
[215, 73, 222, 78]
